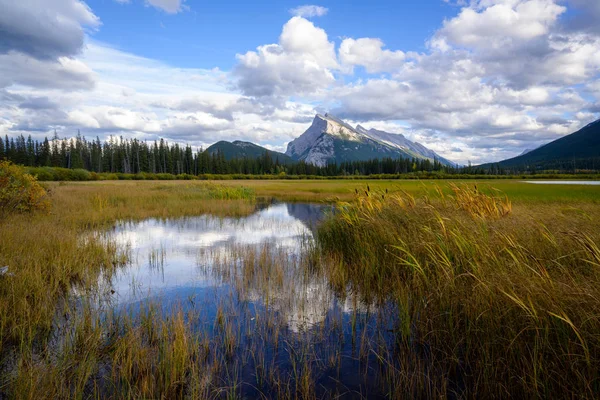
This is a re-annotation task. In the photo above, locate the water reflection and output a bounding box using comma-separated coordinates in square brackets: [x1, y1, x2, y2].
[93, 202, 400, 398]
[103, 203, 332, 320]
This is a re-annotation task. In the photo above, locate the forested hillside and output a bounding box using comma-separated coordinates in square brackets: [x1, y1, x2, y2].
[0, 133, 451, 176]
[483, 119, 600, 171]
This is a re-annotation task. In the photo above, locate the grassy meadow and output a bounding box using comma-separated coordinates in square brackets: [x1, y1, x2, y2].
[1, 176, 600, 398]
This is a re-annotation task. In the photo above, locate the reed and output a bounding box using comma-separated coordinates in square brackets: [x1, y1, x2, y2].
[2, 173, 600, 398]
[318, 184, 600, 397]
[0, 176, 256, 398]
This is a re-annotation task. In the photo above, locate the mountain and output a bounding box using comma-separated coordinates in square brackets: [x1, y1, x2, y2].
[206, 140, 293, 163]
[487, 119, 600, 169]
[519, 148, 536, 156]
[355, 125, 456, 166]
[285, 113, 454, 167]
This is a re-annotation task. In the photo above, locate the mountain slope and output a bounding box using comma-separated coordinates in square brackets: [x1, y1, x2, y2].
[489, 119, 600, 168]
[286, 113, 454, 167]
[206, 140, 293, 163]
[356, 125, 456, 166]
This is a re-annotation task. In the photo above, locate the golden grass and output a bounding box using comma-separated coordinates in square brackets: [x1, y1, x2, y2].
[0, 180, 255, 398]
[318, 185, 600, 397]
[1, 179, 600, 398]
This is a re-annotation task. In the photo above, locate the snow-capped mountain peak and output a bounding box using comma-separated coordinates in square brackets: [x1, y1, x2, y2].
[286, 113, 455, 167]
[285, 114, 366, 166]
[318, 114, 364, 141]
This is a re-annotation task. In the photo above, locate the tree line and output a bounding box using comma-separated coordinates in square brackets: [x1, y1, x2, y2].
[0, 133, 454, 176]
[1, 133, 597, 176]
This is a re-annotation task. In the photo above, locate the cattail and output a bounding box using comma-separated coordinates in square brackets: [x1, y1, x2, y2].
[367, 185, 371, 192]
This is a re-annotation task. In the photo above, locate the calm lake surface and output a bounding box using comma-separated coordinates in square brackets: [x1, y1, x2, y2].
[93, 202, 400, 398]
[523, 180, 600, 185]
[103, 202, 323, 308]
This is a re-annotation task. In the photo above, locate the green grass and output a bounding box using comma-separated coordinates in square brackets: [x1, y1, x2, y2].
[213, 179, 600, 204]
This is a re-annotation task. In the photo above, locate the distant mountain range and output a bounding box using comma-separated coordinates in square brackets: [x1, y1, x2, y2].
[286, 114, 455, 167]
[204, 114, 600, 170]
[485, 119, 600, 169]
[206, 113, 455, 167]
[206, 140, 293, 164]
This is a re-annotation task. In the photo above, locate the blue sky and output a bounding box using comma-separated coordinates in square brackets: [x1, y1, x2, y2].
[1, 0, 599, 164]
[86, 1, 457, 69]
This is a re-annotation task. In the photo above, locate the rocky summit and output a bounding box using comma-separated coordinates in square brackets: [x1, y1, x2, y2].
[285, 113, 454, 167]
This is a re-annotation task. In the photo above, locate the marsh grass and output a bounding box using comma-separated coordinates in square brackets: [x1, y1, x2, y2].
[2, 177, 600, 398]
[0, 179, 255, 397]
[318, 184, 600, 397]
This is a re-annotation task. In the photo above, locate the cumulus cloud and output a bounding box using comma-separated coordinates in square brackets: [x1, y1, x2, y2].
[339, 38, 405, 73]
[437, 0, 566, 49]
[0, 40, 317, 151]
[234, 17, 337, 98]
[19, 97, 62, 111]
[0, 0, 99, 60]
[2, 0, 600, 164]
[429, 0, 600, 89]
[0, 52, 95, 90]
[321, 0, 600, 163]
[0, 0, 98, 93]
[289, 5, 328, 18]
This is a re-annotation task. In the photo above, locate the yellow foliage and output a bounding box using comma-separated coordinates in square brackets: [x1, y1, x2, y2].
[0, 161, 51, 217]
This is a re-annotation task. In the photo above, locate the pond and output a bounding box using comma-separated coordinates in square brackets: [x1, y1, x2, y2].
[523, 180, 600, 185]
[91, 202, 401, 398]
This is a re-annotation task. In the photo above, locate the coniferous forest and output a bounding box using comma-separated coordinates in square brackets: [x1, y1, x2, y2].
[0, 133, 453, 176]
[1, 133, 598, 178]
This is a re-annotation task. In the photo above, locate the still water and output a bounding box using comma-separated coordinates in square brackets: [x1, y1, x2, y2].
[523, 180, 600, 185]
[104, 203, 321, 307]
[94, 202, 400, 398]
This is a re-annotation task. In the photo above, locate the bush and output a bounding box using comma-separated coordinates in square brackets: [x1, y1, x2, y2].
[0, 161, 51, 217]
[70, 169, 92, 181]
[25, 167, 55, 181]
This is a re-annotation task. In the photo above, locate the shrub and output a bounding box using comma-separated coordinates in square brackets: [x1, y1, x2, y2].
[70, 168, 92, 181]
[25, 167, 55, 181]
[0, 161, 51, 217]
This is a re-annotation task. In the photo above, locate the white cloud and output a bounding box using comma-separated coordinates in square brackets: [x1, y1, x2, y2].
[0, 52, 95, 90]
[0, 0, 100, 60]
[0, 40, 317, 151]
[339, 38, 405, 73]
[2, 0, 600, 165]
[234, 17, 337, 97]
[438, 0, 566, 49]
[323, 0, 600, 163]
[289, 5, 328, 18]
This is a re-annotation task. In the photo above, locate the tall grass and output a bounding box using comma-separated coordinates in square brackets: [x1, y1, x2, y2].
[2, 175, 600, 398]
[0, 178, 256, 397]
[318, 183, 600, 397]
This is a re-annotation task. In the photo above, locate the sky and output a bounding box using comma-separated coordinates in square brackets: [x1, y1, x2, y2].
[0, 0, 599, 165]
